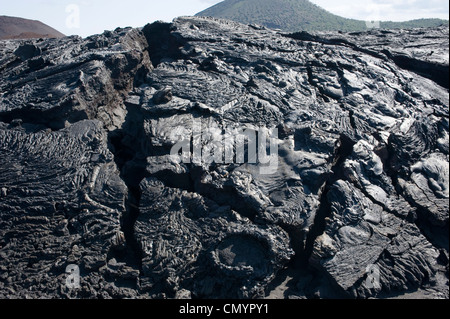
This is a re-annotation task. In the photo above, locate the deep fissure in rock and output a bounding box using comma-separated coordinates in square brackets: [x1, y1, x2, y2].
[382, 50, 450, 89]
[107, 113, 147, 271]
[303, 134, 356, 261]
[142, 21, 187, 68]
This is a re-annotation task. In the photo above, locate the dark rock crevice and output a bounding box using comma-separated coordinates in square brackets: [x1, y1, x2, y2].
[142, 22, 187, 68]
[305, 65, 332, 103]
[303, 134, 356, 261]
[382, 50, 449, 89]
[107, 104, 148, 274]
[414, 213, 449, 251]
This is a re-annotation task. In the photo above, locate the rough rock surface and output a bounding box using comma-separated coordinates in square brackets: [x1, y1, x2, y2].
[293, 26, 449, 89]
[0, 17, 448, 299]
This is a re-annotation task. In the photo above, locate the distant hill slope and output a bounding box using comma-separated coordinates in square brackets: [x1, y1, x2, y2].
[196, 0, 449, 32]
[0, 16, 65, 40]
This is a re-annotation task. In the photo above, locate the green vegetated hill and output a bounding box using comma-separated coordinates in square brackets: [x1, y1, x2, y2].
[196, 0, 449, 32]
[382, 18, 449, 29]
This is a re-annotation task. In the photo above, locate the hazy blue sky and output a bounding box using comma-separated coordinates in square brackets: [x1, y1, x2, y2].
[1, 0, 449, 37]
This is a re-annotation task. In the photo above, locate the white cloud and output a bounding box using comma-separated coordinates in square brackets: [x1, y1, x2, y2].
[310, 0, 449, 21]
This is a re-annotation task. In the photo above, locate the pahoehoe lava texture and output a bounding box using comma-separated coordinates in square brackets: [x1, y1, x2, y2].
[0, 17, 448, 299]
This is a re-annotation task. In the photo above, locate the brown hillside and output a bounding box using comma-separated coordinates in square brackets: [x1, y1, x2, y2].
[0, 15, 65, 40]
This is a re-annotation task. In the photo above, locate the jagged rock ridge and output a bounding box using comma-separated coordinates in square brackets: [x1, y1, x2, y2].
[0, 17, 448, 299]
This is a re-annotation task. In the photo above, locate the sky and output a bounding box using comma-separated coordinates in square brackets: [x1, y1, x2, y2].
[1, 0, 449, 37]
